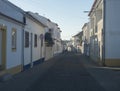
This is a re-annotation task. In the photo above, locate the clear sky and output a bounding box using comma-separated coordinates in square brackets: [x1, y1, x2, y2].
[9, 0, 94, 40]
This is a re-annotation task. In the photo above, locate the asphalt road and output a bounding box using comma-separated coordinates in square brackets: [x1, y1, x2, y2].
[27, 52, 105, 91]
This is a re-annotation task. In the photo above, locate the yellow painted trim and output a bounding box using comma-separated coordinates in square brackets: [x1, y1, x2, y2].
[6, 65, 22, 75]
[0, 65, 22, 76]
[105, 59, 120, 67]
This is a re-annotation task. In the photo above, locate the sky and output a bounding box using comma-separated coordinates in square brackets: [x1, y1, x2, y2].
[9, 0, 94, 40]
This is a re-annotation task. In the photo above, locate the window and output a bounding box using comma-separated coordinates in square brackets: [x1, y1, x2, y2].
[12, 28, 17, 51]
[34, 34, 37, 47]
[25, 31, 29, 48]
[40, 34, 44, 47]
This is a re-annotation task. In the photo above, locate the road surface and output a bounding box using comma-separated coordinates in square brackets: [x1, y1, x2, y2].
[27, 52, 105, 91]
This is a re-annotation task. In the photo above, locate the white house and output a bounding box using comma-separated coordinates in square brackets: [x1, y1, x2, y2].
[82, 22, 90, 56]
[0, 0, 25, 76]
[28, 12, 62, 60]
[23, 12, 46, 70]
[51, 23, 62, 55]
[89, 0, 120, 66]
[72, 31, 83, 53]
[45, 21, 62, 58]
[71, 36, 79, 52]
[0, 0, 63, 76]
[27, 12, 54, 60]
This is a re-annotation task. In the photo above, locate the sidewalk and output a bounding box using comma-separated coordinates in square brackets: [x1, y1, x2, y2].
[82, 55, 120, 91]
[0, 55, 62, 91]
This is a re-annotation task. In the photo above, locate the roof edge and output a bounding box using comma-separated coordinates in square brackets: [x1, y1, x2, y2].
[88, 0, 97, 16]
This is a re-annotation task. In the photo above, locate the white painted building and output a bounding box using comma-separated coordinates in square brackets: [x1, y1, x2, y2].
[26, 12, 62, 60]
[0, 0, 25, 76]
[71, 36, 78, 49]
[25, 12, 53, 60]
[72, 31, 83, 53]
[89, 0, 120, 66]
[0, 0, 63, 76]
[52, 23, 62, 55]
[82, 22, 90, 56]
[45, 21, 62, 58]
[23, 12, 46, 69]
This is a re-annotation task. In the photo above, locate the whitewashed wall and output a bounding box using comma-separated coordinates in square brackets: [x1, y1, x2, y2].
[45, 47, 53, 60]
[97, 19, 103, 60]
[0, 18, 23, 69]
[53, 26, 62, 54]
[28, 12, 62, 60]
[105, 0, 120, 59]
[24, 16, 45, 66]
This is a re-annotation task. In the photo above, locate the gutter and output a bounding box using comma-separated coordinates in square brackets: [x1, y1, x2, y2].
[88, 0, 97, 16]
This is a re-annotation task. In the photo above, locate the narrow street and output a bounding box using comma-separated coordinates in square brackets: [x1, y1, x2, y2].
[1, 0, 120, 91]
[1, 52, 120, 91]
[27, 52, 105, 91]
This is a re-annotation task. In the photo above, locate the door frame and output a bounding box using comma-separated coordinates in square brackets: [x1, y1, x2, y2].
[30, 33, 33, 68]
[0, 29, 2, 66]
[0, 25, 6, 70]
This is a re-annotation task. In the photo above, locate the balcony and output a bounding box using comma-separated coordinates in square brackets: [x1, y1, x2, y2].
[45, 32, 54, 47]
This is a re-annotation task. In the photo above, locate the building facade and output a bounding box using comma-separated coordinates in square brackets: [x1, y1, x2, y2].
[26, 12, 62, 60]
[23, 12, 46, 70]
[0, 0, 62, 76]
[0, 0, 25, 76]
[82, 23, 90, 55]
[89, 0, 120, 66]
[52, 24, 62, 55]
[72, 31, 83, 53]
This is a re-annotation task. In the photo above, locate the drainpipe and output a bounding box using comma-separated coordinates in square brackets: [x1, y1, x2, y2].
[21, 16, 26, 71]
[102, 0, 106, 66]
[22, 27, 24, 71]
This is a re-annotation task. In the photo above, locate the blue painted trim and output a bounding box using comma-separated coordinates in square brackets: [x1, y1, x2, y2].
[23, 64, 31, 71]
[33, 58, 44, 66]
[23, 57, 45, 71]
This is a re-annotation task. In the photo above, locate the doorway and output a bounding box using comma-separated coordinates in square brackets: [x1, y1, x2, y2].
[30, 33, 33, 68]
[0, 30, 2, 67]
[0, 25, 6, 70]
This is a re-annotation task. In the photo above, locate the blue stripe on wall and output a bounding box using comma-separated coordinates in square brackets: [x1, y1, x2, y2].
[23, 64, 31, 70]
[23, 58, 45, 71]
[33, 58, 44, 65]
